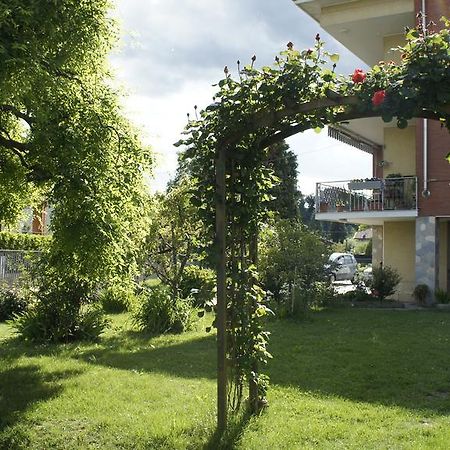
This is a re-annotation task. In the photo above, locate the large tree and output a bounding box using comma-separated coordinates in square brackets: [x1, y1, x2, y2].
[266, 140, 300, 219]
[0, 1, 152, 340]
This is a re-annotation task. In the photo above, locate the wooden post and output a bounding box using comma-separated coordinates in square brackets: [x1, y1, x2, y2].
[249, 231, 259, 413]
[216, 145, 227, 433]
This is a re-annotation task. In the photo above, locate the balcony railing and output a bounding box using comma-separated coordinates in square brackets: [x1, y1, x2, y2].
[316, 177, 417, 214]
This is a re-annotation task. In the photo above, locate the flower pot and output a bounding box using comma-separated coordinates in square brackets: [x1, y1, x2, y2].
[319, 202, 328, 212]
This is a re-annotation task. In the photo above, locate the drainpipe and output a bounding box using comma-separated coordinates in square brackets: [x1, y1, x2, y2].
[421, 0, 430, 198]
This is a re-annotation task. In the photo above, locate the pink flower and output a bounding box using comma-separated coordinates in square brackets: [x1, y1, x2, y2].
[352, 69, 366, 83]
[372, 90, 386, 107]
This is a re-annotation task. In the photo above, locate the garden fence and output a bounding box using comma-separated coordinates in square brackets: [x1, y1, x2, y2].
[0, 249, 39, 285]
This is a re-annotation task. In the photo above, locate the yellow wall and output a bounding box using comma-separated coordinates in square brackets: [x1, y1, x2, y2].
[383, 221, 415, 300]
[383, 34, 405, 64]
[439, 221, 448, 291]
[383, 126, 416, 177]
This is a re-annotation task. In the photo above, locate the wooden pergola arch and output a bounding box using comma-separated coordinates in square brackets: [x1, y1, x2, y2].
[214, 94, 450, 431]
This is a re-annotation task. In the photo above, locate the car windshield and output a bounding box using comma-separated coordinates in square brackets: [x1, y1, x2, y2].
[328, 253, 342, 262]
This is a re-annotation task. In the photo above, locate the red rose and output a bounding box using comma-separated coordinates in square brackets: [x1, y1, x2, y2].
[372, 90, 386, 106]
[352, 69, 366, 83]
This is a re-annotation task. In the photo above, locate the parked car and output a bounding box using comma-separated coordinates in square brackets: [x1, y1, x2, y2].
[325, 252, 358, 283]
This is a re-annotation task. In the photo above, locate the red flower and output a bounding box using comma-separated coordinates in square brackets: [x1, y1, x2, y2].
[372, 90, 386, 107]
[352, 69, 366, 83]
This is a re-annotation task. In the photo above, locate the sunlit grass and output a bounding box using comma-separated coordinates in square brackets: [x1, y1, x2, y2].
[1, 309, 449, 449]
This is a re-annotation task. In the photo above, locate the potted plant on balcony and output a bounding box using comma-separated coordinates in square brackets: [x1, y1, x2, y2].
[336, 201, 345, 212]
[319, 201, 329, 212]
[368, 197, 381, 211]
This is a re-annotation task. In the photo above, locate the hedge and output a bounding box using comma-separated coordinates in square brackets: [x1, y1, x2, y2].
[0, 231, 51, 250]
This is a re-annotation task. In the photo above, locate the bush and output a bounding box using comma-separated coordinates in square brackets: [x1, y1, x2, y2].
[435, 288, 450, 304]
[413, 284, 430, 305]
[0, 231, 50, 250]
[99, 285, 136, 313]
[0, 286, 28, 321]
[14, 302, 108, 342]
[336, 283, 374, 303]
[179, 265, 215, 306]
[369, 265, 400, 302]
[12, 284, 109, 342]
[133, 284, 195, 334]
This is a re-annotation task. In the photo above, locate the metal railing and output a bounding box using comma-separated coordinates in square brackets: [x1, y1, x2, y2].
[0, 250, 39, 284]
[316, 177, 417, 213]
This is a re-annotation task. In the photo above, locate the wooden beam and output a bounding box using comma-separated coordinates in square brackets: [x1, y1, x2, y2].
[215, 144, 227, 433]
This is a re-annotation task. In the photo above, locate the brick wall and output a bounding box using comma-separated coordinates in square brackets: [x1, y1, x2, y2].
[415, 0, 450, 216]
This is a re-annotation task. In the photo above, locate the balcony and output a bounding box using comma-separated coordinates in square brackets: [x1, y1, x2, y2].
[315, 177, 418, 225]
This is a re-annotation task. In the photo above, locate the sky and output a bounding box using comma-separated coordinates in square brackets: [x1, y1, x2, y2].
[111, 0, 372, 195]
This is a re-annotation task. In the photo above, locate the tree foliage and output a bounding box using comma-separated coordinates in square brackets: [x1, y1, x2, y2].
[266, 140, 300, 219]
[0, 1, 152, 340]
[259, 219, 327, 302]
[145, 178, 203, 300]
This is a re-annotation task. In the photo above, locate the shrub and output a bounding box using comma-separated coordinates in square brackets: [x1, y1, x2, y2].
[435, 288, 450, 304]
[335, 282, 373, 303]
[0, 286, 28, 321]
[14, 302, 108, 342]
[259, 220, 327, 302]
[369, 265, 401, 302]
[133, 284, 195, 334]
[0, 231, 50, 250]
[12, 284, 109, 342]
[179, 265, 215, 306]
[99, 285, 136, 313]
[413, 284, 430, 305]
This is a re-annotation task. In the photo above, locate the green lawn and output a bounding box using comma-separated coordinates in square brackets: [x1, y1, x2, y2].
[1, 309, 449, 449]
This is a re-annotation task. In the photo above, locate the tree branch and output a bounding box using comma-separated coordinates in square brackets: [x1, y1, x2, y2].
[0, 104, 35, 125]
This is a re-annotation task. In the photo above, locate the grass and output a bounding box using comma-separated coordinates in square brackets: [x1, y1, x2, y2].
[1, 308, 450, 449]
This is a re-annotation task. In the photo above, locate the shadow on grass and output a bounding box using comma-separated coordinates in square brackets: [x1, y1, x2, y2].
[74, 331, 217, 380]
[0, 364, 83, 447]
[266, 309, 450, 415]
[203, 410, 254, 450]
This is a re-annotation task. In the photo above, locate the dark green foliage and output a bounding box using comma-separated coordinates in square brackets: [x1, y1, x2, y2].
[335, 283, 374, 303]
[133, 284, 195, 334]
[0, 286, 27, 321]
[435, 288, 450, 304]
[369, 265, 401, 302]
[99, 285, 136, 313]
[364, 239, 372, 256]
[412, 284, 430, 305]
[287, 282, 335, 320]
[0, 231, 50, 250]
[266, 141, 300, 219]
[13, 300, 108, 342]
[260, 219, 327, 303]
[179, 265, 215, 306]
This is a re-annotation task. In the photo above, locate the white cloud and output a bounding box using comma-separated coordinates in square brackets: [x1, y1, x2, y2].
[111, 0, 370, 194]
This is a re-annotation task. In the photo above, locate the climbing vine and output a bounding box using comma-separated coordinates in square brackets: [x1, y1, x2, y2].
[177, 18, 450, 425]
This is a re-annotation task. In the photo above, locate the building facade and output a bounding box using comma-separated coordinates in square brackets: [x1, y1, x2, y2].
[293, 0, 450, 301]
